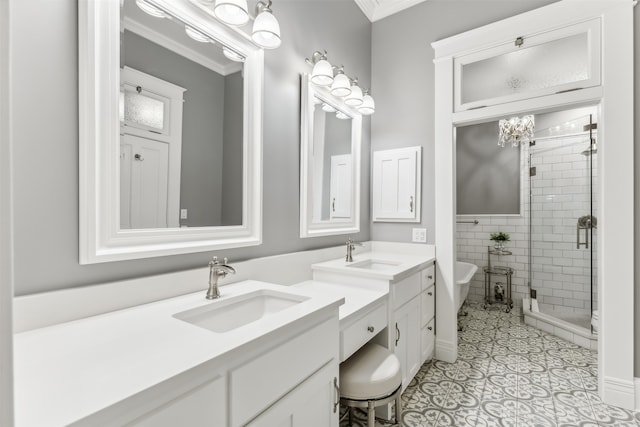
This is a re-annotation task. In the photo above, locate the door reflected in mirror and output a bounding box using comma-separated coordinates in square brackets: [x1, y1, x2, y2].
[300, 74, 361, 238]
[120, 0, 244, 229]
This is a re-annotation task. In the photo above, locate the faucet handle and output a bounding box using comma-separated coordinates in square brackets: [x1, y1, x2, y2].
[210, 256, 219, 266]
[223, 257, 229, 265]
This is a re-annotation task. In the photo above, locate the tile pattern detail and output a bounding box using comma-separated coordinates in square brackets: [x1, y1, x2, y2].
[340, 304, 639, 426]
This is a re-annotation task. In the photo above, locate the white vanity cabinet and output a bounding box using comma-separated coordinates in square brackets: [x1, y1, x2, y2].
[392, 293, 421, 389]
[420, 264, 436, 364]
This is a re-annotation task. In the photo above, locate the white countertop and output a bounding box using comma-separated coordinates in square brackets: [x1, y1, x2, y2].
[292, 280, 388, 326]
[13, 280, 343, 427]
[311, 251, 435, 281]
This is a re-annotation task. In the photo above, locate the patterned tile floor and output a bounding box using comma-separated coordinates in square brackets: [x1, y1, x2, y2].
[341, 304, 640, 427]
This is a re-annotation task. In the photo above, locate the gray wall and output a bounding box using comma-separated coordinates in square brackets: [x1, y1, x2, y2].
[370, 0, 557, 243]
[456, 121, 520, 215]
[221, 71, 243, 226]
[10, 0, 370, 296]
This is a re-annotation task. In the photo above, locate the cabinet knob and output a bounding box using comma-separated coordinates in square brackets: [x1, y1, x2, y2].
[367, 326, 374, 333]
[427, 326, 433, 331]
[427, 291, 433, 296]
[428, 275, 433, 280]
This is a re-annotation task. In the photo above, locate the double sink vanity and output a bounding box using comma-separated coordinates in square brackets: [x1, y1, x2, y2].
[13, 243, 435, 427]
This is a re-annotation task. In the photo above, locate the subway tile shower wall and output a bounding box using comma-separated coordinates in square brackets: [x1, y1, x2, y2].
[456, 134, 597, 316]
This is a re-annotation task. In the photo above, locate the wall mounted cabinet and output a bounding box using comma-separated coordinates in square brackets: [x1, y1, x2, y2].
[372, 146, 421, 222]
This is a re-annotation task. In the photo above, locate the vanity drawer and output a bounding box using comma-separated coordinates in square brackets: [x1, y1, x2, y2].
[421, 285, 435, 327]
[391, 273, 421, 309]
[341, 302, 388, 362]
[421, 319, 435, 363]
[230, 318, 336, 426]
[421, 265, 435, 292]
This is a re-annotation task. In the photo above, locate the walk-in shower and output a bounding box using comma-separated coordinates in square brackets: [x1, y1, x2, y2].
[526, 112, 597, 342]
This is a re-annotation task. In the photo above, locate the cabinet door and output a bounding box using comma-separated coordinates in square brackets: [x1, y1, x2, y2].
[247, 361, 339, 427]
[329, 154, 352, 219]
[372, 147, 421, 222]
[421, 319, 435, 365]
[127, 376, 225, 427]
[421, 285, 435, 328]
[393, 297, 421, 390]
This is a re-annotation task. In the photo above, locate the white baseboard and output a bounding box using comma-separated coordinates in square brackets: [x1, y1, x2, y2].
[602, 375, 636, 410]
[435, 337, 456, 363]
[635, 377, 640, 411]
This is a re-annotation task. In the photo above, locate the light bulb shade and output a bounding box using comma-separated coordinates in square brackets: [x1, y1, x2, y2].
[311, 59, 334, 86]
[344, 84, 363, 106]
[358, 94, 375, 115]
[498, 115, 535, 148]
[252, 11, 281, 49]
[223, 46, 245, 62]
[321, 103, 336, 113]
[336, 111, 349, 120]
[330, 74, 352, 97]
[136, 0, 166, 18]
[185, 26, 210, 43]
[214, 0, 249, 26]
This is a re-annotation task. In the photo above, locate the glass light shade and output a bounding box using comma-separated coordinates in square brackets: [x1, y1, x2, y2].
[336, 111, 349, 120]
[358, 94, 375, 115]
[222, 46, 245, 62]
[344, 84, 363, 106]
[330, 74, 352, 97]
[185, 26, 210, 43]
[498, 115, 535, 147]
[136, 0, 166, 18]
[311, 59, 334, 86]
[214, 0, 249, 26]
[252, 11, 281, 49]
[322, 103, 336, 113]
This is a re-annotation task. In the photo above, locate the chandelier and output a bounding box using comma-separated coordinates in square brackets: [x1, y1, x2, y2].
[498, 115, 535, 147]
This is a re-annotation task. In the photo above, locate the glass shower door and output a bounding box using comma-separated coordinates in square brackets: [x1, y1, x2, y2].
[529, 115, 596, 331]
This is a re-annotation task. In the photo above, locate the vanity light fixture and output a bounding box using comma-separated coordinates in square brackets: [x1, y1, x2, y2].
[336, 111, 349, 120]
[330, 66, 352, 97]
[306, 51, 334, 86]
[322, 103, 337, 113]
[213, 0, 250, 26]
[252, 1, 281, 49]
[185, 25, 212, 43]
[135, 0, 167, 18]
[358, 90, 375, 115]
[222, 46, 245, 62]
[498, 115, 535, 147]
[344, 79, 363, 107]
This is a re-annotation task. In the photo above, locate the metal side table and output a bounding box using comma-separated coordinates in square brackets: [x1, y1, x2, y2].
[483, 246, 514, 313]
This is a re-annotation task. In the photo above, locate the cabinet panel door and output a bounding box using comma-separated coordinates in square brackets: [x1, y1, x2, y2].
[421, 286, 435, 327]
[330, 154, 352, 219]
[393, 297, 421, 390]
[127, 376, 225, 427]
[247, 362, 339, 427]
[372, 147, 421, 222]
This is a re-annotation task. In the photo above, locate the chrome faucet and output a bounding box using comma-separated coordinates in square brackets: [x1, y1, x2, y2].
[206, 256, 236, 300]
[345, 237, 363, 262]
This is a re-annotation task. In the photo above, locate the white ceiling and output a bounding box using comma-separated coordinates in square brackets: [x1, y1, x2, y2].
[353, 0, 429, 22]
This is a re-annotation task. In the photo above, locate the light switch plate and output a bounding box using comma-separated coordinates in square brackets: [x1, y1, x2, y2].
[180, 209, 188, 220]
[412, 228, 427, 243]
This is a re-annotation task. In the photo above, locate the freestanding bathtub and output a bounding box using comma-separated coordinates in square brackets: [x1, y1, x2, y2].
[456, 261, 478, 312]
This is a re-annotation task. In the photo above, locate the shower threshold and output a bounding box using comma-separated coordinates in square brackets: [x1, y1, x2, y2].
[523, 298, 597, 350]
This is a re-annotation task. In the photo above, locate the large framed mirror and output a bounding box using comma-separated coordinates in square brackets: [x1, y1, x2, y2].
[79, 0, 263, 264]
[300, 74, 361, 238]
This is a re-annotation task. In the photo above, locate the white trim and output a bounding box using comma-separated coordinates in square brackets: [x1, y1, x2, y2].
[433, 0, 635, 409]
[300, 74, 362, 238]
[635, 378, 640, 411]
[353, 0, 428, 22]
[434, 337, 456, 363]
[79, 0, 263, 263]
[0, 0, 13, 422]
[123, 16, 242, 76]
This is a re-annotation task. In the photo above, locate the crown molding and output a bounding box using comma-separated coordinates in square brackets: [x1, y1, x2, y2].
[354, 0, 429, 22]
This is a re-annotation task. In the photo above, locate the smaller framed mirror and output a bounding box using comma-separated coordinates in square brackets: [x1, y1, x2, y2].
[300, 74, 361, 238]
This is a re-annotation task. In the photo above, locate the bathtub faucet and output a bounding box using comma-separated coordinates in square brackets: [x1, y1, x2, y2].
[345, 238, 363, 262]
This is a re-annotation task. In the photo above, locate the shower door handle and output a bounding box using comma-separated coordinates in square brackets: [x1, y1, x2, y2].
[576, 216, 593, 249]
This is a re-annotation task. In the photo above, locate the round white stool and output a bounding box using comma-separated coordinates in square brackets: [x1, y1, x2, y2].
[339, 342, 402, 427]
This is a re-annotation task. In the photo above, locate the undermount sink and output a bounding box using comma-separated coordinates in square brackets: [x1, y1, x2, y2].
[173, 289, 309, 333]
[347, 259, 402, 271]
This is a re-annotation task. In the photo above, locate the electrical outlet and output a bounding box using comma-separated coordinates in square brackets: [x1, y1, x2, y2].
[412, 228, 427, 243]
[180, 209, 188, 220]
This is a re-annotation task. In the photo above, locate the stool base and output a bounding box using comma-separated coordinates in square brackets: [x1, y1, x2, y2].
[341, 384, 402, 427]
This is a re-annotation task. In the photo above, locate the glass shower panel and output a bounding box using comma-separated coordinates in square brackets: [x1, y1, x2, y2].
[529, 116, 595, 330]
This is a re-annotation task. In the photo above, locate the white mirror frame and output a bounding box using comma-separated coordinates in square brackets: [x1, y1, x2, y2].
[79, 0, 263, 264]
[299, 73, 361, 238]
